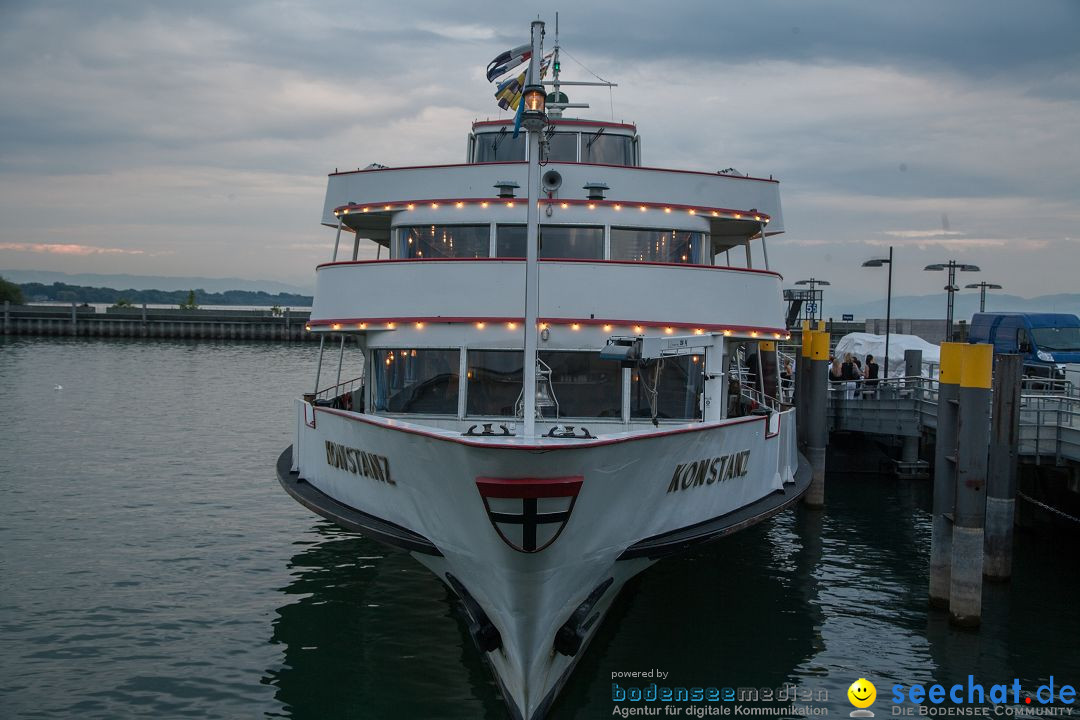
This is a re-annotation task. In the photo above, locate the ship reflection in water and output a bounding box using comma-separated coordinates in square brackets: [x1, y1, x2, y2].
[264, 523, 504, 719]
[265, 466, 1080, 718]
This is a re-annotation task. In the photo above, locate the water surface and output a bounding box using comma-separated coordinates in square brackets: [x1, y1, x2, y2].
[1, 338, 1077, 719]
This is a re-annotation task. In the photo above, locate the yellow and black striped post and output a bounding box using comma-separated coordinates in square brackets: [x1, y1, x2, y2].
[929, 342, 964, 608]
[950, 342, 993, 626]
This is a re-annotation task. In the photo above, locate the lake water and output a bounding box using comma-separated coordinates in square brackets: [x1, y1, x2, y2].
[2, 337, 1078, 719]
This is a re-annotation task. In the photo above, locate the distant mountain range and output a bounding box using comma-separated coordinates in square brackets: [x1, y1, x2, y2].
[831, 293, 1080, 322]
[0, 269, 313, 295]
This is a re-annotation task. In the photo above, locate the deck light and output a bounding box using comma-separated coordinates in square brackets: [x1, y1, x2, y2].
[415, 322, 424, 329]
[343, 208, 349, 215]
[507, 322, 517, 330]
[481, 201, 489, 208]
[734, 213, 741, 219]
[506, 201, 515, 208]
[523, 85, 546, 114]
[305, 325, 311, 331]
[664, 327, 673, 334]
[571, 323, 581, 331]
[476, 322, 486, 329]
[387, 322, 395, 329]
[362, 207, 369, 213]
[723, 330, 732, 336]
[588, 203, 595, 210]
[664, 207, 671, 214]
[639, 205, 647, 212]
[602, 324, 612, 332]
[407, 204, 414, 210]
[455, 202, 464, 208]
[633, 325, 643, 334]
[688, 209, 696, 215]
[754, 215, 761, 221]
[384, 205, 391, 210]
[431, 203, 439, 209]
[331, 323, 341, 330]
[693, 329, 704, 335]
[751, 331, 759, 337]
[359, 323, 367, 329]
[560, 202, 568, 209]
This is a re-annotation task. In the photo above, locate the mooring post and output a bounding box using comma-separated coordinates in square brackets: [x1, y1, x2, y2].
[804, 329, 830, 508]
[985, 353, 1022, 581]
[902, 349, 922, 466]
[949, 343, 993, 626]
[930, 342, 964, 608]
[797, 321, 812, 447]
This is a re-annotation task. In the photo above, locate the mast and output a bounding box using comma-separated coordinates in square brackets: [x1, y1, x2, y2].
[521, 20, 546, 438]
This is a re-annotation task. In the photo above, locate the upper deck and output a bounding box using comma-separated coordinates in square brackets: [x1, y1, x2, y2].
[323, 119, 784, 257]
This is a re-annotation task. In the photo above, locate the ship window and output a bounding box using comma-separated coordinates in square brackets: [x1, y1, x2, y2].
[496, 224, 604, 259]
[580, 132, 634, 166]
[473, 131, 526, 162]
[466, 350, 523, 416]
[610, 228, 703, 264]
[373, 348, 459, 415]
[399, 225, 490, 259]
[630, 355, 705, 420]
[545, 132, 578, 162]
[538, 351, 622, 418]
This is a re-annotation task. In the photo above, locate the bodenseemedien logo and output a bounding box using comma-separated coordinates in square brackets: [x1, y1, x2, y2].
[848, 678, 877, 717]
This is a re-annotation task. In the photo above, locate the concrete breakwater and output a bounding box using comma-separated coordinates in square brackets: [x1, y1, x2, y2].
[2, 302, 317, 341]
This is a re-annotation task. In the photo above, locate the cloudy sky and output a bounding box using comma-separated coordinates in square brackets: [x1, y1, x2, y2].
[1, 0, 1078, 308]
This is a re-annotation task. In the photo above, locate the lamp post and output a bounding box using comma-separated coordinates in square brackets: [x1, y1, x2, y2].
[793, 278, 830, 323]
[965, 282, 1003, 313]
[521, 20, 547, 438]
[862, 246, 894, 380]
[925, 261, 980, 342]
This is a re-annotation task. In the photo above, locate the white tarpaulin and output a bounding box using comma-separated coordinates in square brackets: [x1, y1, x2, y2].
[833, 332, 940, 378]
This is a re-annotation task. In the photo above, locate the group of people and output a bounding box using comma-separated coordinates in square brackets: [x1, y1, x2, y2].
[829, 352, 881, 399]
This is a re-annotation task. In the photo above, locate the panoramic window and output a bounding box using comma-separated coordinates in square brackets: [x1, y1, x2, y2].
[538, 351, 622, 418]
[474, 131, 526, 162]
[545, 132, 578, 162]
[399, 225, 489, 259]
[630, 355, 705, 420]
[610, 228, 703, 264]
[580, 132, 634, 165]
[373, 348, 460, 414]
[540, 225, 603, 259]
[466, 350, 524, 416]
[496, 224, 604, 259]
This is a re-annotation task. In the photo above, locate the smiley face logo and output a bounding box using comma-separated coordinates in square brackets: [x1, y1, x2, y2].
[847, 678, 877, 716]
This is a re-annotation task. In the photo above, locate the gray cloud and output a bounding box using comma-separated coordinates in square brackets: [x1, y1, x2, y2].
[0, 0, 1077, 302]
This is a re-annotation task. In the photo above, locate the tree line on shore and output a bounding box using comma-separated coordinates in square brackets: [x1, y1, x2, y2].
[1, 278, 312, 308]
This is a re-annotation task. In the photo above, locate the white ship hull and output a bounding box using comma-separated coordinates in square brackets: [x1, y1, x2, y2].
[279, 402, 806, 718]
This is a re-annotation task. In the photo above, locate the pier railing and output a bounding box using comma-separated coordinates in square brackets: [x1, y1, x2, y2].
[825, 375, 1080, 465]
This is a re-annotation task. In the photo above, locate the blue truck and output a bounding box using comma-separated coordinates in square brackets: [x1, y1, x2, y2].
[968, 312, 1080, 378]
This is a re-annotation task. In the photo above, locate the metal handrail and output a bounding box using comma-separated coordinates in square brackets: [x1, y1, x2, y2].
[314, 374, 365, 409]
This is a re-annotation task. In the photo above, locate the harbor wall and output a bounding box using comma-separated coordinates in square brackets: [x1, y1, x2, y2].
[2, 302, 317, 341]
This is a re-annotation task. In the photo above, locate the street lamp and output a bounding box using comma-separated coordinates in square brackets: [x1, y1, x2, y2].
[924, 261, 980, 341]
[965, 281, 1003, 313]
[862, 246, 893, 380]
[793, 278, 830, 323]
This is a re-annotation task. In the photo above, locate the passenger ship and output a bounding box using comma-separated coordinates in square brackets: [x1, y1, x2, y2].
[277, 20, 808, 720]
